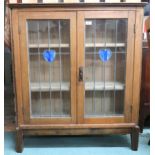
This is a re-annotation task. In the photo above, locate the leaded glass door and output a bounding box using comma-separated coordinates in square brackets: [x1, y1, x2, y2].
[77, 11, 135, 123]
[19, 12, 76, 124]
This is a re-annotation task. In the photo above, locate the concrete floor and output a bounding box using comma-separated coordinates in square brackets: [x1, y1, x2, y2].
[4, 129, 150, 155]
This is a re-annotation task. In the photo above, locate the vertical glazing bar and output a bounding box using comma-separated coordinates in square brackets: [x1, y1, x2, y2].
[27, 22, 32, 116]
[93, 20, 96, 115]
[114, 20, 118, 115]
[48, 20, 52, 117]
[84, 21, 86, 115]
[91, 32, 93, 115]
[101, 21, 104, 114]
[123, 20, 127, 112]
[103, 20, 107, 115]
[37, 21, 42, 117]
[58, 20, 63, 115]
[124, 20, 127, 83]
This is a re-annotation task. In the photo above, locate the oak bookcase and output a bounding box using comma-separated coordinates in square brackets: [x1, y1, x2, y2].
[9, 3, 145, 152]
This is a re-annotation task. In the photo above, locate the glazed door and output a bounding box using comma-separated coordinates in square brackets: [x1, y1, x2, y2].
[19, 12, 76, 124]
[77, 11, 135, 124]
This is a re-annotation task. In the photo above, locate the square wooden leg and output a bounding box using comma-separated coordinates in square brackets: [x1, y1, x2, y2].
[131, 126, 139, 151]
[16, 128, 24, 153]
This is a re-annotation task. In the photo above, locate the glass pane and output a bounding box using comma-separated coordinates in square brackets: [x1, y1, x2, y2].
[85, 19, 127, 117]
[27, 20, 71, 118]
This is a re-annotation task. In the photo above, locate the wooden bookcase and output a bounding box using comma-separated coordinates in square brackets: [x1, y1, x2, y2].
[9, 3, 145, 152]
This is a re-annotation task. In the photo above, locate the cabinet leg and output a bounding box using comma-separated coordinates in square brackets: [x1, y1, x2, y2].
[16, 128, 24, 153]
[131, 126, 139, 151]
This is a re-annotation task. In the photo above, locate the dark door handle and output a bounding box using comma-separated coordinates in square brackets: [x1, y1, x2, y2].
[79, 67, 83, 82]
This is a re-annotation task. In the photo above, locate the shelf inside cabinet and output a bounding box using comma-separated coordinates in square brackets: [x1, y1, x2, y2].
[85, 43, 126, 48]
[31, 82, 70, 92]
[30, 81, 124, 92]
[85, 82, 125, 91]
[29, 43, 70, 48]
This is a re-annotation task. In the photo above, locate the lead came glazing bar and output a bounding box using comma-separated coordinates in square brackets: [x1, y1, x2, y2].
[93, 20, 97, 115]
[101, 20, 104, 114]
[58, 20, 63, 115]
[91, 28, 93, 115]
[27, 22, 32, 117]
[103, 20, 107, 115]
[37, 21, 42, 117]
[48, 20, 52, 117]
[114, 20, 118, 115]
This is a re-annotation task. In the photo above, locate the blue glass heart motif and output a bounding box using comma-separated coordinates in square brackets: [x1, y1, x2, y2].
[43, 49, 56, 63]
[99, 48, 112, 62]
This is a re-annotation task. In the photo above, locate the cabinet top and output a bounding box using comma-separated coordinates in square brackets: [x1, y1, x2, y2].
[8, 3, 146, 9]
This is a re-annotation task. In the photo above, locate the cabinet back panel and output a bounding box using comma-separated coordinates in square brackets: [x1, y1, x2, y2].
[31, 91, 70, 117]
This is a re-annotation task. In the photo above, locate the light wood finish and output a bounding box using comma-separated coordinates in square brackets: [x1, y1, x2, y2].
[11, 9, 24, 125]
[19, 11, 77, 124]
[83, 10, 128, 18]
[123, 11, 135, 122]
[9, 3, 145, 152]
[23, 128, 131, 136]
[132, 8, 144, 123]
[22, 0, 37, 3]
[77, 11, 85, 123]
[20, 123, 136, 129]
[77, 10, 135, 124]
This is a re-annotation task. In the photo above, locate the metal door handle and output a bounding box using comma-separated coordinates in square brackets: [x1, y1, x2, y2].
[79, 67, 83, 82]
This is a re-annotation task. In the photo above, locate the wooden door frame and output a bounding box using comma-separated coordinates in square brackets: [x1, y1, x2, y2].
[18, 11, 77, 124]
[77, 10, 136, 124]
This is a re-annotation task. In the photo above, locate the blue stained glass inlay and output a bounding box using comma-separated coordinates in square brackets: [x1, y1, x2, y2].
[98, 48, 112, 62]
[43, 49, 56, 63]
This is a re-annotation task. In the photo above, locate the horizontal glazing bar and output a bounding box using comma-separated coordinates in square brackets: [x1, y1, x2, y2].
[29, 43, 70, 48]
[29, 52, 70, 56]
[85, 43, 126, 48]
[85, 52, 126, 54]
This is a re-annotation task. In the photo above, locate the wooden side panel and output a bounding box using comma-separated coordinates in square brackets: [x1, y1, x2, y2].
[124, 10, 135, 122]
[11, 9, 24, 125]
[132, 8, 144, 123]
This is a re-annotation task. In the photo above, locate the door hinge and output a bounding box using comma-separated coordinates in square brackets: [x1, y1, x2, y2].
[22, 106, 24, 116]
[134, 24, 136, 34]
[130, 105, 133, 113]
[18, 25, 21, 34]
